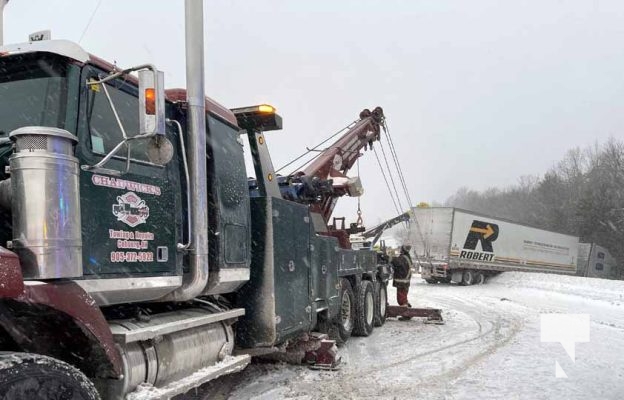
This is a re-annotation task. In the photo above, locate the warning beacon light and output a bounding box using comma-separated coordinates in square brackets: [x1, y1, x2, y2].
[231, 104, 283, 132]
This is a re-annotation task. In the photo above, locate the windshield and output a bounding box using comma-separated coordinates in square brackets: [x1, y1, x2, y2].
[0, 53, 69, 137]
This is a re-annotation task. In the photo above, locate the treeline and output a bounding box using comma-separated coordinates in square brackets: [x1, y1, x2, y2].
[445, 138, 624, 279]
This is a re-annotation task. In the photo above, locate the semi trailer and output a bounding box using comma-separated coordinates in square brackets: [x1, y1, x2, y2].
[0, 3, 405, 398]
[411, 207, 579, 285]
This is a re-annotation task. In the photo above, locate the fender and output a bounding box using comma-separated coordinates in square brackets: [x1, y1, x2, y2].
[0, 247, 122, 378]
[0, 247, 23, 298]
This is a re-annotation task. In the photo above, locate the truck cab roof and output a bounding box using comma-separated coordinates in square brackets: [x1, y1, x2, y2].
[0, 39, 238, 127]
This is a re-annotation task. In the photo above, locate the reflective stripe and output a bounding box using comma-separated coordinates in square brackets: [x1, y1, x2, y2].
[394, 278, 411, 283]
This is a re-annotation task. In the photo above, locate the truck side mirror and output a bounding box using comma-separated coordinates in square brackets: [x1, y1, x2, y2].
[139, 70, 166, 136]
[139, 69, 173, 165]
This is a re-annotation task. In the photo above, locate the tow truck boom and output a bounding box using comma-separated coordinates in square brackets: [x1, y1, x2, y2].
[281, 107, 384, 227]
[360, 210, 412, 248]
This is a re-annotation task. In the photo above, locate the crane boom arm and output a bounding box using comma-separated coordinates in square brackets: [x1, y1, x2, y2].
[293, 107, 385, 225]
[361, 210, 412, 247]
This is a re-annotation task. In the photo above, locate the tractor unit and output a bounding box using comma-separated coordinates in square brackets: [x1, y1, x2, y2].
[0, 2, 396, 398]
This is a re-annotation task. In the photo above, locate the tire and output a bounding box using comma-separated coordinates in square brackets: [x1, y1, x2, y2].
[424, 278, 437, 284]
[329, 278, 355, 345]
[461, 270, 474, 286]
[0, 353, 100, 400]
[353, 280, 375, 337]
[373, 281, 387, 327]
[475, 272, 486, 285]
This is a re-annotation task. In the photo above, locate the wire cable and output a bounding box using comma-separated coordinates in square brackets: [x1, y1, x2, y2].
[377, 133, 405, 213]
[384, 121, 414, 208]
[276, 119, 359, 174]
[79, 0, 103, 44]
[373, 147, 402, 217]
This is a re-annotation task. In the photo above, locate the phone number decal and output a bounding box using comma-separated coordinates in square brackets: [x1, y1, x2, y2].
[110, 251, 154, 263]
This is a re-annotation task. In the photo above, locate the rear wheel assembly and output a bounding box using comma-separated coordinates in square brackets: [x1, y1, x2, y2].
[329, 278, 355, 345]
[461, 270, 474, 286]
[353, 280, 375, 337]
[475, 272, 486, 285]
[0, 353, 100, 400]
[373, 281, 387, 327]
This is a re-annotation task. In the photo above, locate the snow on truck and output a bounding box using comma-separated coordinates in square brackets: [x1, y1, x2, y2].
[410, 207, 579, 285]
[0, 2, 438, 398]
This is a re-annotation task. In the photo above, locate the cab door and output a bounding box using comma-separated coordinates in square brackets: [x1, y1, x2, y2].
[76, 66, 181, 277]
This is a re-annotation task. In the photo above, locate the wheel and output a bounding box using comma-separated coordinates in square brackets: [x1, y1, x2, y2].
[373, 281, 387, 327]
[353, 280, 375, 337]
[329, 278, 355, 345]
[461, 270, 474, 286]
[424, 278, 437, 284]
[475, 272, 486, 285]
[0, 353, 100, 400]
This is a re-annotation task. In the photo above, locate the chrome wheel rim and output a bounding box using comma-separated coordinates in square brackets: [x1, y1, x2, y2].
[341, 290, 352, 331]
[365, 290, 374, 326]
[379, 285, 387, 317]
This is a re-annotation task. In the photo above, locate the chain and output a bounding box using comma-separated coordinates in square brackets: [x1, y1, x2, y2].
[356, 157, 364, 226]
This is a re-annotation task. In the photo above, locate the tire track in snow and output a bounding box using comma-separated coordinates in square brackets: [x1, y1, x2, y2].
[283, 291, 524, 399]
[191, 283, 526, 400]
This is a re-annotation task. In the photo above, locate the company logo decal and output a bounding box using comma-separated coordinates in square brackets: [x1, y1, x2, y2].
[112, 192, 150, 227]
[460, 220, 499, 261]
[92, 174, 161, 196]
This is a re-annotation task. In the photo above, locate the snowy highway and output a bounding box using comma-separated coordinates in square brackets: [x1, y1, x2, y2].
[186, 273, 624, 400]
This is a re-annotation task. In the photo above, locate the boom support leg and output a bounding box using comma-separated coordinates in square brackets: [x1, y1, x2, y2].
[386, 305, 444, 324]
[251, 332, 341, 370]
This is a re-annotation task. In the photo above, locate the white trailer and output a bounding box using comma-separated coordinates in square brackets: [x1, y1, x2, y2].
[409, 207, 579, 285]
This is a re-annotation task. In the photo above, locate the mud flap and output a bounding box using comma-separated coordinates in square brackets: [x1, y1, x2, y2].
[386, 305, 444, 324]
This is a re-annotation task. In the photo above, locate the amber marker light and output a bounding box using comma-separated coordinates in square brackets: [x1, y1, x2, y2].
[145, 88, 156, 115]
[231, 104, 282, 132]
[258, 104, 275, 113]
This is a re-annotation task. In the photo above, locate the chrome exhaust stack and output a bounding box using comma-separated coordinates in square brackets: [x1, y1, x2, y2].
[0, 0, 8, 47]
[162, 0, 209, 301]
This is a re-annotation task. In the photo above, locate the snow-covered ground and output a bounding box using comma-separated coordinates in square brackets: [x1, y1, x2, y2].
[183, 272, 624, 400]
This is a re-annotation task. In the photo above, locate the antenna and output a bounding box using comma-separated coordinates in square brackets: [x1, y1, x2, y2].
[78, 0, 102, 44]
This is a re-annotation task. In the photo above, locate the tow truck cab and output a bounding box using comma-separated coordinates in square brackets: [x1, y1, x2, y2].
[0, 40, 250, 303]
[0, 38, 390, 398]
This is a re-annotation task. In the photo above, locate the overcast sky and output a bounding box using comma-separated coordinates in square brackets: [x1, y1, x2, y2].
[4, 0, 624, 225]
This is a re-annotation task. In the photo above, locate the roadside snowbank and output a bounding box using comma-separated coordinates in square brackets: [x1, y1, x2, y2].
[487, 272, 624, 305]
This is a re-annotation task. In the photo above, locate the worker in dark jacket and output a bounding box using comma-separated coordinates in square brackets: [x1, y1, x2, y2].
[391, 245, 413, 307]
